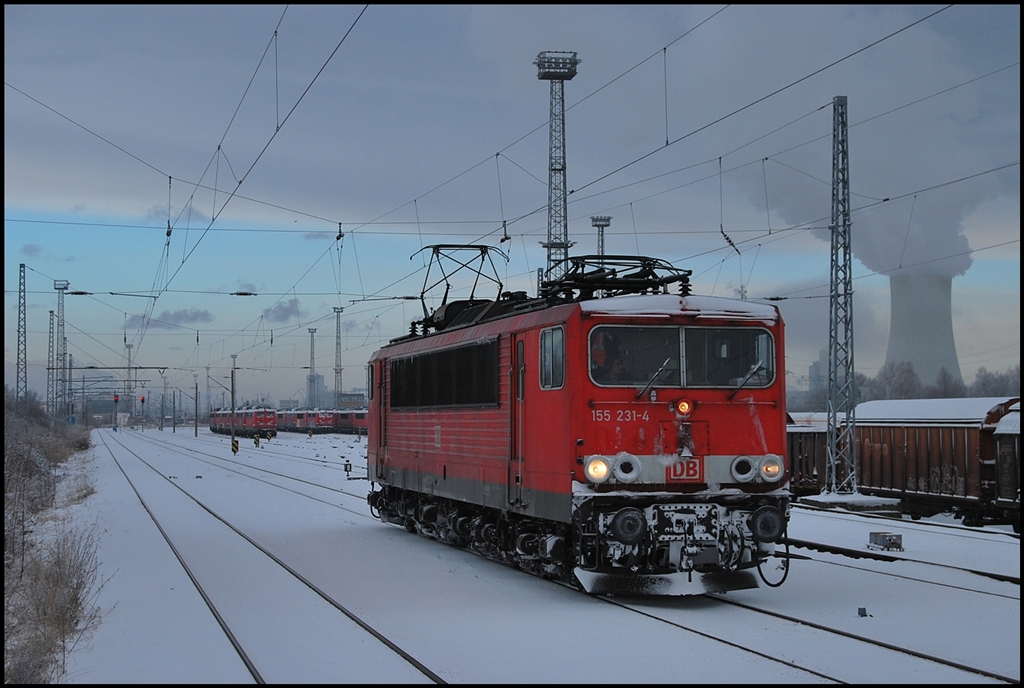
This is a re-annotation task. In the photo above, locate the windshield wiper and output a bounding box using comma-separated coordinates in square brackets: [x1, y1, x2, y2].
[728, 359, 765, 400]
[636, 357, 672, 400]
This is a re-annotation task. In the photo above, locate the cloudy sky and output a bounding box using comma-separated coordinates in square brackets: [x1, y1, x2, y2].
[5, 5, 1019, 408]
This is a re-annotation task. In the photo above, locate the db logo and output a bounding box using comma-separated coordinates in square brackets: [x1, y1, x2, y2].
[666, 458, 703, 483]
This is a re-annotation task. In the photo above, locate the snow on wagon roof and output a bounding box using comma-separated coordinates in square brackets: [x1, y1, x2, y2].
[855, 397, 1020, 424]
[994, 402, 1020, 435]
[579, 294, 778, 322]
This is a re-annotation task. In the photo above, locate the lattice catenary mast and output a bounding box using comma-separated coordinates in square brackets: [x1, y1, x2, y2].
[535, 51, 580, 283]
[307, 328, 317, 408]
[334, 307, 344, 407]
[47, 310, 55, 419]
[54, 280, 69, 418]
[826, 95, 857, 494]
[16, 264, 27, 414]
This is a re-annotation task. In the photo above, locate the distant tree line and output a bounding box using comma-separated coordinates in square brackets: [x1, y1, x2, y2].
[789, 363, 1020, 412]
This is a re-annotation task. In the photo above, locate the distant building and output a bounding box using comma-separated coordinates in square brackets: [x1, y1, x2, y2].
[278, 398, 300, 410]
[337, 392, 366, 409]
[808, 348, 827, 392]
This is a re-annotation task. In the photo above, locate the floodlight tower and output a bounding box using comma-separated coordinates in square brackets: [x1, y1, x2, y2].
[590, 216, 611, 262]
[307, 328, 317, 408]
[334, 307, 344, 407]
[826, 95, 857, 494]
[535, 50, 580, 283]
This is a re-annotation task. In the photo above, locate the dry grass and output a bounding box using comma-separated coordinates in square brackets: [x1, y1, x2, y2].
[5, 397, 101, 684]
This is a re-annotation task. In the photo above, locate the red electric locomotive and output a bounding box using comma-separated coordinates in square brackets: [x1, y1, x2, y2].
[367, 252, 790, 594]
[335, 409, 369, 435]
[209, 407, 277, 437]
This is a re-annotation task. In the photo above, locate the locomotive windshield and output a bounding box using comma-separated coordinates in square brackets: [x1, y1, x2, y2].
[589, 325, 774, 388]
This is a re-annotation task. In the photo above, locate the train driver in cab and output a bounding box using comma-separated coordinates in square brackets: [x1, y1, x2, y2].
[591, 329, 626, 382]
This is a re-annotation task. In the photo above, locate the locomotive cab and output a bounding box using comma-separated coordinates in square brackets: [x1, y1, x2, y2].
[566, 298, 790, 592]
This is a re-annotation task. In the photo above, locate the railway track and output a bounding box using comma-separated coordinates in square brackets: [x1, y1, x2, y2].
[702, 593, 1019, 683]
[98, 431, 442, 684]
[122, 429, 372, 508]
[793, 502, 1020, 541]
[783, 536, 1021, 586]
[95, 429, 1018, 683]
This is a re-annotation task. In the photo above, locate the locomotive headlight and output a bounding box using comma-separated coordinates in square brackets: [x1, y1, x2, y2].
[758, 455, 784, 482]
[731, 456, 757, 483]
[675, 398, 694, 416]
[584, 456, 611, 484]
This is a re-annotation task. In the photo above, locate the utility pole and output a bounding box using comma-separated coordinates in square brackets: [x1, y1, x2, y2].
[535, 51, 580, 283]
[125, 343, 134, 418]
[194, 373, 199, 437]
[231, 354, 237, 447]
[67, 353, 73, 420]
[826, 95, 857, 494]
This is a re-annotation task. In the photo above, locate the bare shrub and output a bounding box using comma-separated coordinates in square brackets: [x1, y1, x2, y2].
[5, 525, 102, 683]
[5, 388, 102, 684]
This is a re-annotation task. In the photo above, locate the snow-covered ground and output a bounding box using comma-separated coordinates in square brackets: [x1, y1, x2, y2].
[55, 428, 1019, 683]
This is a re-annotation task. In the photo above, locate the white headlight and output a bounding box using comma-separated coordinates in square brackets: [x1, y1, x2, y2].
[584, 456, 611, 484]
[758, 456, 784, 482]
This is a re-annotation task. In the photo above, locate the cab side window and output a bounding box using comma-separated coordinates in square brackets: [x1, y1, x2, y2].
[540, 327, 564, 389]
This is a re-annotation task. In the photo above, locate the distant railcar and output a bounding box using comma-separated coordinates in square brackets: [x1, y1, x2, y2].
[992, 401, 1019, 533]
[787, 397, 1020, 528]
[334, 409, 369, 435]
[208, 407, 277, 437]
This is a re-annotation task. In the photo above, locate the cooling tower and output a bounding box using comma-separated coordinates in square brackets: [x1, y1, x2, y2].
[884, 274, 963, 386]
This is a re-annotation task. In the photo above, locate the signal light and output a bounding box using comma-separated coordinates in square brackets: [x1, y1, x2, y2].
[114, 395, 119, 403]
[140, 396, 145, 404]
[675, 398, 693, 415]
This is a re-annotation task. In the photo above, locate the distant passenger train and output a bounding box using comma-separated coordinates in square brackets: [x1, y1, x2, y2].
[209, 407, 368, 437]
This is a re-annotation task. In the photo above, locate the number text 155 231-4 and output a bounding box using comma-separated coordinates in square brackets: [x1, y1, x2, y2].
[591, 409, 650, 422]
